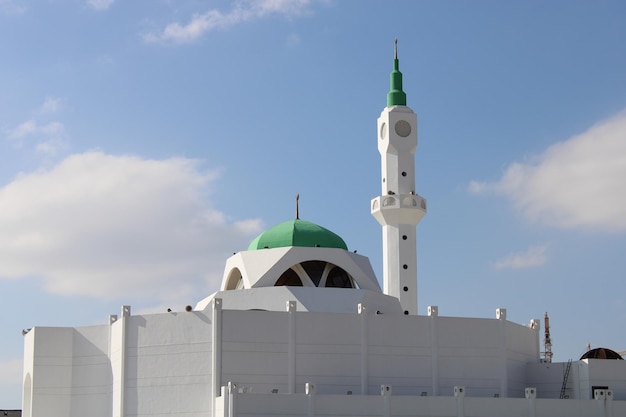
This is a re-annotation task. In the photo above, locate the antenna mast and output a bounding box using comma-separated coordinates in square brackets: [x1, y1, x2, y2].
[542, 312, 553, 363]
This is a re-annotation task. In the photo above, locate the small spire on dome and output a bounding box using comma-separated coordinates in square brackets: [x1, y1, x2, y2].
[296, 193, 300, 219]
[394, 37, 398, 59]
[387, 38, 407, 107]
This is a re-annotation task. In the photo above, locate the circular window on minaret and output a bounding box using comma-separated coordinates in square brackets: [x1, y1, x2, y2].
[394, 120, 411, 137]
[380, 122, 387, 140]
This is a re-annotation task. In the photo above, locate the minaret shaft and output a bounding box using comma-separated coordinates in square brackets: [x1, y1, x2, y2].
[380, 153, 416, 195]
[371, 42, 426, 315]
[381, 224, 417, 315]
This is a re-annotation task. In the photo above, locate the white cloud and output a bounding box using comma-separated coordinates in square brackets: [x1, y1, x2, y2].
[5, 120, 67, 155]
[5, 120, 38, 140]
[0, 152, 262, 303]
[469, 110, 626, 232]
[0, 0, 26, 14]
[87, 0, 114, 11]
[35, 138, 68, 156]
[40, 97, 64, 114]
[286, 33, 301, 47]
[40, 121, 64, 135]
[493, 244, 548, 270]
[7, 98, 68, 154]
[6, 120, 64, 140]
[96, 54, 116, 67]
[143, 0, 314, 44]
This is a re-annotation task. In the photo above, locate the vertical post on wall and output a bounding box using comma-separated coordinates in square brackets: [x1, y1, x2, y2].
[227, 382, 237, 417]
[118, 305, 131, 417]
[496, 308, 508, 397]
[220, 385, 229, 417]
[595, 389, 606, 417]
[107, 314, 118, 417]
[525, 387, 537, 417]
[428, 306, 439, 396]
[358, 304, 368, 395]
[594, 389, 614, 417]
[212, 299, 223, 403]
[606, 389, 614, 417]
[454, 386, 465, 417]
[380, 385, 392, 417]
[306, 382, 316, 417]
[287, 301, 297, 394]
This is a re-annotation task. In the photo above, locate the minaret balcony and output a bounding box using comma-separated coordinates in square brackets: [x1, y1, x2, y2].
[370, 194, 427, 226]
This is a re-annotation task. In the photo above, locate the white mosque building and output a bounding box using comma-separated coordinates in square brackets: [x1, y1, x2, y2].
[21, 43, 626, 417]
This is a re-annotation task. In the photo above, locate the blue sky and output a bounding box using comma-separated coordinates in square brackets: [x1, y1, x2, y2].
[1, 0, 626, 407]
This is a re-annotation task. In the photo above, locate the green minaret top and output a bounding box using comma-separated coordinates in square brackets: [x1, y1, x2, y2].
[387, 38, 407, 107]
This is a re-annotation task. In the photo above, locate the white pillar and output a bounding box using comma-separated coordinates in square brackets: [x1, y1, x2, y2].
[496, 308, 508, 397]
[228, 382, 237, 417]
[595, 389, 614, 417]
[306, 382, 316, 417]
[220, 385, 229, 417]
[381, 385, 392, 417]
[359, 303, 368, 395]
[428, 306, 439, 396]
[212, 299, 223, 403]
[525, 387, 536, 417]
[287, 301, 297, 394]
[454, 386, 465, 417]
[112, 305, 130, 417]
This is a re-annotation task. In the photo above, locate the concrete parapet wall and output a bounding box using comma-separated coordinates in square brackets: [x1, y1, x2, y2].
[217, 390, 626, 417]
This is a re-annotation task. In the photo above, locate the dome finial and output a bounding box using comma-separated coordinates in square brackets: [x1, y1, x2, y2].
[394, 37, 398, 59]
[296, 193, 300, 219]
[387, 38, 407, 107]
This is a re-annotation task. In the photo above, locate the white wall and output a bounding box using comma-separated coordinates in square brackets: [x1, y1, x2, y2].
[70, 325, 111, 417]
[216, 390, 626, 417]
[27, 305, 586, 417]
[122, 311, 213, 417]
[26, 325, 111, 417]
[217, 309, 538, 398]
[527, 359, 626, 401]
[586, 359, 626, 401]
[526, 362, 569, 399]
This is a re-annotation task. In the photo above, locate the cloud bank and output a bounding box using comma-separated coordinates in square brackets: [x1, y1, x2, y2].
[0, 152, 262, 302]
[5, 97, 68, 156]
[144, 0, 314, 44]
[0, 0, 26, 14]
[493, 244, 549, 270]
[469, 110, 626, 232]
[5, 120, 67, 156]
[87, 0, 114, 11]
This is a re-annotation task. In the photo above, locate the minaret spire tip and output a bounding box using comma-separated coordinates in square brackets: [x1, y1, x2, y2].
[387, 38, 406, 106]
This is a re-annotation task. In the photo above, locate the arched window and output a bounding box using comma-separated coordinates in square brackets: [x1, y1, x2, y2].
[274, 261, 355, 288]
[275, 268, 303, 286]
[300, 261, 327, 286]
[325, 266, 354, 288]
[224, 268, 244, 290]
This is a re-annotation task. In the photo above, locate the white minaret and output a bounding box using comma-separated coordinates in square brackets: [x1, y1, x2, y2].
[371, 40, 426, 315]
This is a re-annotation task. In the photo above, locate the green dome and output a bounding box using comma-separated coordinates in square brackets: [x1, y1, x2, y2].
[248, 219, 348, 251]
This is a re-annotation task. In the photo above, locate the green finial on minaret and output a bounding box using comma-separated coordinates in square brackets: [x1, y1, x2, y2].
[387, 38, 407, 107]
